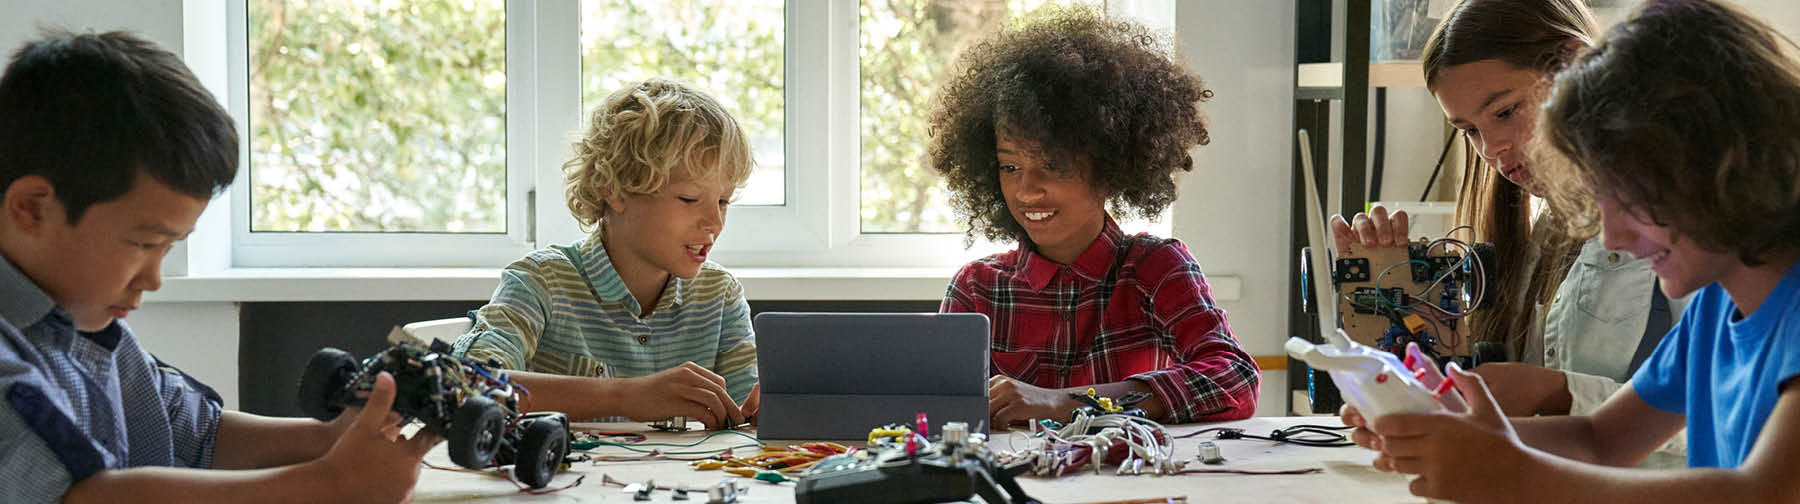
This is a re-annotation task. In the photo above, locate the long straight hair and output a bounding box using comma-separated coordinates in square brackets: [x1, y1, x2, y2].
[1421, 0, 1598, 359]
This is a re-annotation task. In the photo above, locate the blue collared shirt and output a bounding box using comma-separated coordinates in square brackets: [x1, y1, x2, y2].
[0, 254, 220, 502]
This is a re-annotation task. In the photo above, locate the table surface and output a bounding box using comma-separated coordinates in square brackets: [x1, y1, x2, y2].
[411, 416, 1423, 503]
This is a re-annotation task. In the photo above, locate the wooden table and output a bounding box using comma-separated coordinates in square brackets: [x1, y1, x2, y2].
[412, 416, 1422, 503]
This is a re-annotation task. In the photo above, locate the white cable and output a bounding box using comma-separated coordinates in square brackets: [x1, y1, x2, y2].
[996, 414, 1187, 477]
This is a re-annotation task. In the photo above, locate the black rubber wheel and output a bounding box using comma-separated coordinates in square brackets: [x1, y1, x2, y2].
[1472, 341, 1509, 368]
[513, 418, 568, 489]
[448, 395, 506, 469]
[556, 420, 572, 462]
[296, 348, 358, 421]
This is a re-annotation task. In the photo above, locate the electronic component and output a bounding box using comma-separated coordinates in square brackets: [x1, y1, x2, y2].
[1196, 441, 1224, 465]
[1332, 237, 1495, 358]
[1333, 257, 1372, 283]
[1348, 287, 1409, 314]
[651, 417, 695, 432]
[707, 480, 746, 504]
[908, 413, 929, 457]
[1401, 314, 1427, 334]
[797, 417, 1036, 504]
[943, 421, 969, 446]
[1407, 243, 1433, 283]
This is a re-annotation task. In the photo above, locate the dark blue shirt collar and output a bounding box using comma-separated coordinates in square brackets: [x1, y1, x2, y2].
[0, 251, 125, 350]
[0, 251, 56, 329]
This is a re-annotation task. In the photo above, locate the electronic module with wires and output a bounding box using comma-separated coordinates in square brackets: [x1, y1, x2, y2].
[795, 416, 1040, 504]
[1332, 236, 1496, 362]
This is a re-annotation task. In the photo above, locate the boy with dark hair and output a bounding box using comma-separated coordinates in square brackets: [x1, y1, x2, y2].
[930, 5, 1259, 425]
[0, 31, 434, 502]
[1342, 1, 1800, 501]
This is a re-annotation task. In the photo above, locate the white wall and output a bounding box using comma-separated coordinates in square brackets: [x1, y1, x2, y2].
[1371, 88, 1456, 205]
[0, 0, 182, 53]
[127, 303, 241, 409]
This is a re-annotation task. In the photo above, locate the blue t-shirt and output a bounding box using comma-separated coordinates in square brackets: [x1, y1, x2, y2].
[1632, 260, 1800, 468]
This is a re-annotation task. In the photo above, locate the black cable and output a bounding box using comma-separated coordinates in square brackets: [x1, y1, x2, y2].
[1418, 130, 1457, 201]
[1179, 424, 1356, 448]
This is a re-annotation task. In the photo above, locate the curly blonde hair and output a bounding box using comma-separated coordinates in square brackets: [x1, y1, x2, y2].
[564, 77, 752, 230]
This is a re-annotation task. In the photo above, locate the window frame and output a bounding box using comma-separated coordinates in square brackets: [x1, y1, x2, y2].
[221, 0, 1170, 269]
[699, 0, 1172, 268]
[226, 0, 548, 267]
[693, 0, 1015, 268]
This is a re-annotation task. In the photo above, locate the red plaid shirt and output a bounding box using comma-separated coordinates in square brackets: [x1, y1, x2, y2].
[941, 217, 1260, 423]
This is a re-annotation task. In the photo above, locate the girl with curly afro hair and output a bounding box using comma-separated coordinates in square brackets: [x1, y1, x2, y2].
[933, 5, 1258, 425]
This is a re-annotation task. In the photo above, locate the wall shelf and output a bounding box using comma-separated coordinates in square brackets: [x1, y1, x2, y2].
[1297, 61, 1426, 89]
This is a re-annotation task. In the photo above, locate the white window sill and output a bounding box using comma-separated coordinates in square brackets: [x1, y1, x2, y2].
[146, 267, 1242, 303]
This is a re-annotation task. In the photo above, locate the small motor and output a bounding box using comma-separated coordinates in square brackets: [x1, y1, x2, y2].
[942, 421, 968, 445]
[1196, 441, 1225, 465]
[707, 480, 746, 504]
[650, 417, 694, 432]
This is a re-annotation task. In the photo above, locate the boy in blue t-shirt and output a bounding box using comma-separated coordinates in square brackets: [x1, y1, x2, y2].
[1340, 1, 1800, 501]
[0, 32, 437, 502]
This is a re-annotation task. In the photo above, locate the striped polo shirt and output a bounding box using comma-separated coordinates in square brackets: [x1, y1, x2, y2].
[452, 232, 757, 405]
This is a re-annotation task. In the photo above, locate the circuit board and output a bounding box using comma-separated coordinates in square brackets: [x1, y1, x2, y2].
[1332, 239, 1493, 359]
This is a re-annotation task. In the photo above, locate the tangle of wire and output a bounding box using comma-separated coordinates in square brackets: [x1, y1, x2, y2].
[1357, 236, 1487, 354]
[572, 429, 764, 457]
[997, 414, 1185, 477]
[452, 358, 535, 428]
[1368, 238, 1488, 316]
[1416, 237, 1487, 317]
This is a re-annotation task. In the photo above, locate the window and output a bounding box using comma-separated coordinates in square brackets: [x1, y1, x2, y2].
[858, 0, 1098, 234]
[248, 0, 507, 232]
[225, 0, 1172, 268]
[580, 0, 786, 206]
[232, 0, 543, 267]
